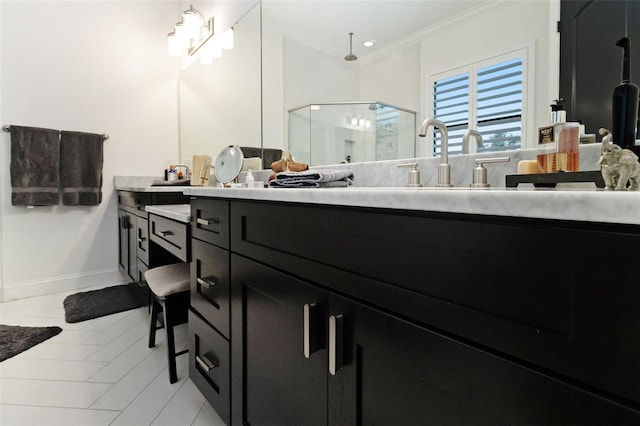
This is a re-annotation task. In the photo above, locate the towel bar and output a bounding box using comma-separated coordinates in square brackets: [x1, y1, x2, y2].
[2, 125, 109, 140]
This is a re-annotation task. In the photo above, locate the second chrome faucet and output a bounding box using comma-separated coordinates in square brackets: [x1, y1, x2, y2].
[418, 117, 452, 187]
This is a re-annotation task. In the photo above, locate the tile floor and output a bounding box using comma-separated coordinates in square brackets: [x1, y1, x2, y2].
[0, 284, 225, 426]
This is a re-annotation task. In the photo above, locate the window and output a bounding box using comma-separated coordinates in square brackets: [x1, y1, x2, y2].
[431, 50, 526, 156]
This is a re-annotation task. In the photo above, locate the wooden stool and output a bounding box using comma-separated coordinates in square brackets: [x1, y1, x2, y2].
[145, 262, 190, 384]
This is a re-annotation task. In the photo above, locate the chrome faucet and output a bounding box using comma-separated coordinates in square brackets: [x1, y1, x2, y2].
[462, 129, 483, 154]
[418, 117, 452, 187]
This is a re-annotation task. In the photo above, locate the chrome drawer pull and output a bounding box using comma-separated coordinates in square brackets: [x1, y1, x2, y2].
[197, 277, 216, 288]
[159, 230, 173, 237]
[329, 314, 344, 375]
[303, 303, 317, 358]
[196, 354, 217, 372]
[197, 218, 220, 226]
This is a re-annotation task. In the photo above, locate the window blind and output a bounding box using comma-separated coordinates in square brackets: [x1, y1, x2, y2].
[432, 56, 523, 155]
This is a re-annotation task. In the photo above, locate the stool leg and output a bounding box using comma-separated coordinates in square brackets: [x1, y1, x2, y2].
[164, 297, 178, 384]
[149, 298, 160, 348]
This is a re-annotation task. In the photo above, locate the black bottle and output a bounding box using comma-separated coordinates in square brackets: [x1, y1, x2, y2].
[612, 37, 639, 148]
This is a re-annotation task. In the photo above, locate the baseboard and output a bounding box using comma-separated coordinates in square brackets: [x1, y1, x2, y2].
[1, 268, 130, 302]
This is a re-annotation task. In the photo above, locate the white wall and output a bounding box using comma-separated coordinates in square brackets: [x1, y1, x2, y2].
[359, 42, 421, 113]
[0, 1, 180, 300]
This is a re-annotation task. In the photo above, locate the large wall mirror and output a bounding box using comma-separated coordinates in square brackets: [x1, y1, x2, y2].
[179, 1, 261, 164]
[180, 0, 557, 166]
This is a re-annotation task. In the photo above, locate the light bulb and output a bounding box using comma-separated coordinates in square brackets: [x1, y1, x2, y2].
[174, 23, 190, 49]
[221, 28, 234, 50]
[167, 32, 181, 57]
[182, 10, 202, 40]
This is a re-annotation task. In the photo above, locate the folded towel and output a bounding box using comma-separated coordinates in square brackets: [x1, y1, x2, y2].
[60, 130, 104, 205]
[10, 125, 61, 206]
[269, 169, 354, 188]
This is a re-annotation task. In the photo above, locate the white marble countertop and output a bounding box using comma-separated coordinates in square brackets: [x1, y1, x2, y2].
[115, 175, 640, 226]
[145, 204, 191, 223]
[183, 186, 640, 226]
[115, 176, 189, 192]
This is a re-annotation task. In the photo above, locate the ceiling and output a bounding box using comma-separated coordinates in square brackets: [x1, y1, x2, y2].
[262, 0, 493, 60]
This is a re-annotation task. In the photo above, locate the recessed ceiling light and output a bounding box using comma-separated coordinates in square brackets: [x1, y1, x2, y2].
[362, 40, 376, 48]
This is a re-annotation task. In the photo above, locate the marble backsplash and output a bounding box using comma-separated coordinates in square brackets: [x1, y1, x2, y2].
[244, 143, 604, 189]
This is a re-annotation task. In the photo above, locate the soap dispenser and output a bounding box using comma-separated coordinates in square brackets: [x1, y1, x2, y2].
[246, 169, 255, 185]
[612, 37, 639, 148]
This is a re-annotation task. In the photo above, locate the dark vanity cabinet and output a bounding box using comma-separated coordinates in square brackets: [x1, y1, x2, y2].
[188, 199, 232, 425]
[117, 190, 189, 300]
[189, 197, 640, 425]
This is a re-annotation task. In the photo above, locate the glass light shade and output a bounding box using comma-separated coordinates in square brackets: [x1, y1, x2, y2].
[221, 28, 234, 50]
[182, 10, 202, 40]
[167, 32, 181, 57]
[174, 23, 190, 49]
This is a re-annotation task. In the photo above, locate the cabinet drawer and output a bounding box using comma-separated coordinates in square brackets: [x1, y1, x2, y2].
[149, 214, 189, 262]
[118, 190, 151, 214]
[191, 199, 229, 249]
[189, 310, 230, 426]
[136, 216, 149, 266]
[191, 238, 230, 338]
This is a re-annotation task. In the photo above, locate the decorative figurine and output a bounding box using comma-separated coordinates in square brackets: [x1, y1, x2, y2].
[598, 128, 640, 190]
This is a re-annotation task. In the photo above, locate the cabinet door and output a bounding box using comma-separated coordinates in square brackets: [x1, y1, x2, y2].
[231, 255, 328, 426]
[127, 214, 138, 283]
[328, 294, 640, 425]
[118, 209, 137, 281]
[136, 216, 149, 267]
[118, 208, 128, 273]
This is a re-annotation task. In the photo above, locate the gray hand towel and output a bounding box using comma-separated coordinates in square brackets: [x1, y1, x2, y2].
[60, 130, 104, 205]
[10, 125, 61, 206]
[269, 169, 354, 188]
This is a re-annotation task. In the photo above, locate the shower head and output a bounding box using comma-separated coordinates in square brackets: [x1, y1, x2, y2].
[344, 32, 358, 61]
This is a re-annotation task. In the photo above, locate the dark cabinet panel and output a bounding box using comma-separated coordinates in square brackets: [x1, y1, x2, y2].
[118, 209, 130, 274]
[329, 294, 640, 426]
[230, 200, 640, 404]
[191, 198, 229, 249]
[231, 254, 328, 426]
[149, 214, 190, 262]
[191, 238, 230, 338]
[189, 310, 230, 425]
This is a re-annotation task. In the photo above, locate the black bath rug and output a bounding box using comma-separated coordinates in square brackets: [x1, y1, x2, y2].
[0, 324, 62, 362]
[63, 284, 143, 323]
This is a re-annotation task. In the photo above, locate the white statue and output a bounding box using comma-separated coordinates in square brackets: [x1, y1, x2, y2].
[598, 128, 640, 191]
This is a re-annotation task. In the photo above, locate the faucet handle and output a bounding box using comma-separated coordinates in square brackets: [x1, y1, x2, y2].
[397, 163, 422, 187]
[471, 156, 510, 188]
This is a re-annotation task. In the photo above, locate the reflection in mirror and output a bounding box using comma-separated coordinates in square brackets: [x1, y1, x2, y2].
[289, 102, 416, 165]
[179, 1, 261, 165]
[263, 0, 556, 163]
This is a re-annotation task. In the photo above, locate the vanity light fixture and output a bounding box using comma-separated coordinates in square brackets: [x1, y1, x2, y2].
[167, 4, 214, 58]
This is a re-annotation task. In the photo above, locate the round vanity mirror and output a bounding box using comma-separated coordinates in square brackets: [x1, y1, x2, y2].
[214, 145, 245, 184]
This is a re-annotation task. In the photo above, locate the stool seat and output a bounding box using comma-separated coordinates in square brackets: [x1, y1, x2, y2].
[145, 262, 190, 298]
[145, 262, 191, 384]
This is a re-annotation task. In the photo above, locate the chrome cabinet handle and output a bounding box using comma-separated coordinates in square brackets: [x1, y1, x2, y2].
[329, 314, 344, 375]
[303, 303, 318, 358]
[137, 237, 146, 243]
[196, 354, 217, 372]
[197, 277, 216, 288]
[159, 230, 173, 237]
[196, 218, 219, 226]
